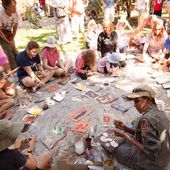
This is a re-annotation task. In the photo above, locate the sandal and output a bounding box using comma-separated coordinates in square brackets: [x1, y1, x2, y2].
[58, 76, 70, 85]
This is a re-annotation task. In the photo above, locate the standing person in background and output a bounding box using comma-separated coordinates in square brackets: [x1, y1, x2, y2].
[153, 0, 165, 17]
[70, 0, 85, 41]
[136, 0, 149, 28]
[103, 0, 116, 22]
[53, 0, 72, 45]
[0, 0, 19, 69]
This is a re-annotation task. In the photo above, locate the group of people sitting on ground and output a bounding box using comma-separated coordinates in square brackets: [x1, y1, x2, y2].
[1, 84, 170, 170]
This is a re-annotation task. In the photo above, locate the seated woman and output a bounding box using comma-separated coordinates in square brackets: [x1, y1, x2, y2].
[97, 20, 118, 58]
[143, 21, 167, 63]
[0, 87, 15, 120]
[42, 36, 72, 77]
[97, 52, 126, 76]
[16, 41, 54, 92]
[75, 49, 96, 80]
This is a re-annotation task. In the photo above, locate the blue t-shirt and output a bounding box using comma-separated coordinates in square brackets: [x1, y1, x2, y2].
[103, 0, 115, 8]
[16, 50, 41, 79]
[164, 37, 170, 53]
[0, 149, 27, 170]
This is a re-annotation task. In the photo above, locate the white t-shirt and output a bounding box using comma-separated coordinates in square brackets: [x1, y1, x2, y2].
[136, 0, 146, 11]
[0, 7, 19, 32]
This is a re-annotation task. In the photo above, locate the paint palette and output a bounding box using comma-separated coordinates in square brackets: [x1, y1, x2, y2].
[22, 114, 37, 124]
[95, 129, 124, 153]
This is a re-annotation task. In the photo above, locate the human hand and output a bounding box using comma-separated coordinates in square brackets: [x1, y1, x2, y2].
[113, 128, 125, 137]
[38, 81, 45, 87]
[32, 76, 40, 84]
[53, 66, 59, 70]
[114, 120, 126, 130]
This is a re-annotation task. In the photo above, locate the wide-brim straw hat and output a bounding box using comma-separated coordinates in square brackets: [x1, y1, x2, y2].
[0, 120, 24, 152]
[45, 36, 57, 48]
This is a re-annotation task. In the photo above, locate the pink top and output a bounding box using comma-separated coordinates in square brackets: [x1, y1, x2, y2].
[97, 55, 112, 72]
[42, 48, 60, 67]
[75, 54, 86, 74]
[0, 46, 8, 66]
[154, 0, 165, 11]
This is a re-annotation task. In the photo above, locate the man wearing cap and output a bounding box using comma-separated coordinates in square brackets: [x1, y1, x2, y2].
[0, 120, 52, 170]
[16, 41, 54, 92]
[113, 85, 170, 170]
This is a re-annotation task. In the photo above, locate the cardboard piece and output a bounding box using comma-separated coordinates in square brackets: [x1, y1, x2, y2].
[97, 94, 118, 104]
[95, 129, 124, 153]
[22, 114, 37, 124]
[46, 84, 59, 93]
[27, 106, 43, 115]
[111, 100, 133, 113]
[58, 76, 70, 85]
[167, 89, 170, 98]
[73, 83, 86, 91]
[83, 90, 100, 99]
[100, 113, 113, 127]
[52, 91, 66, 102]
[69, 108, 91, 121]
[54, 160, 89, 170]
[162, 82, 170, 89]
[71, 122, 90, 133]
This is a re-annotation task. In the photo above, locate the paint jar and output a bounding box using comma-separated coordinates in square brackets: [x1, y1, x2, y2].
[85, 137, 92, 149]
[103, 159, 114, 170]
[75, 139, 85, 155]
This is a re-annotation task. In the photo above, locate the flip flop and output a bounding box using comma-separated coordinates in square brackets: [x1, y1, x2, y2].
[58, 76, 70, 85]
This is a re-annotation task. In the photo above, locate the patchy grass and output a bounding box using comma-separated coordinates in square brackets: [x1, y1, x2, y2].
[15, 25, 86, 56]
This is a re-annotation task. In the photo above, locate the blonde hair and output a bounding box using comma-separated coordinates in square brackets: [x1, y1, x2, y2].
[152, 22, 164, 39]
[102, 20, 114, 33]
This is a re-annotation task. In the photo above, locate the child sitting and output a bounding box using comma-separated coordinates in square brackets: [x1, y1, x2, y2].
[160, 29, 170, 71]
[75, 49, 96, 79]
[97, 52, 126, 75]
